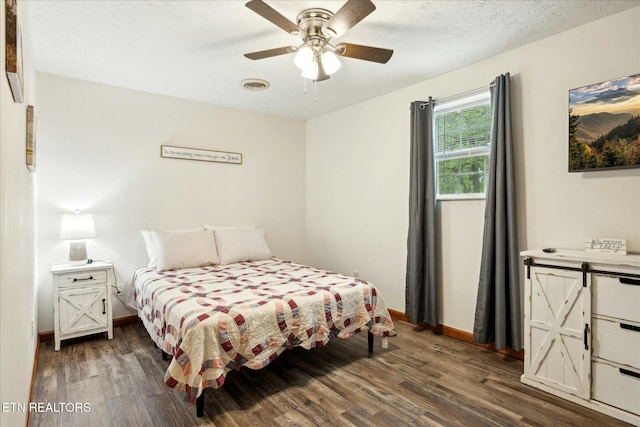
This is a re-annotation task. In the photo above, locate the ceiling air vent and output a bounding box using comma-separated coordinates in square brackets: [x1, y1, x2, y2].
[241, 79, 270, 91]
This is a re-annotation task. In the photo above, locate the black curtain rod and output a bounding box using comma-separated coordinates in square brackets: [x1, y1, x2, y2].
[420, 75, 513, 109]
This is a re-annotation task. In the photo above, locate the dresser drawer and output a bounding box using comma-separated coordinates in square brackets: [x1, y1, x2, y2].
[592, 274, 640, 323]
[592, 318, 640, 368]
[592, 360, 640, 415]
[57, 270, 107, 287]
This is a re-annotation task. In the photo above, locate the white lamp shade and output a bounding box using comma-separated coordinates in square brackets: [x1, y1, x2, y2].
[301, 62, 319, 80]
[321, 50, 341, 75]
[60, 213, 96, 240]
[294, 46, 314, 70]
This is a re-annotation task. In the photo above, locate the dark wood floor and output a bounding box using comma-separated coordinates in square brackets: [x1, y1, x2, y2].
[30, 320, 631, 427]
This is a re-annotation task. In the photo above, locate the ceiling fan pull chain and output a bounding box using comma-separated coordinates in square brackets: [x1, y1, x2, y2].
[314, 80, 318, 102]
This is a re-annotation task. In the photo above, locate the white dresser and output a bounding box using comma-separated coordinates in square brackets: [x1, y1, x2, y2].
[521, 249, 640, 425]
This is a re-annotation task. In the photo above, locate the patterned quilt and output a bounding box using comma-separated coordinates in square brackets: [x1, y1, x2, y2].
[132, 258, 396, 401]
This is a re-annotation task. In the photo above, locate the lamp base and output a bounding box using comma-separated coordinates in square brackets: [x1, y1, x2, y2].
[69, 242, 88, 265]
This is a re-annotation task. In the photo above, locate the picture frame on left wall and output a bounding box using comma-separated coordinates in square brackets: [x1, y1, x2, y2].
[5, 0, 24, 103]
[26, 105, 36, 172]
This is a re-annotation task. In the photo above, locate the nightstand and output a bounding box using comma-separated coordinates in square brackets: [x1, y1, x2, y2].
[51, 261, 114, 351]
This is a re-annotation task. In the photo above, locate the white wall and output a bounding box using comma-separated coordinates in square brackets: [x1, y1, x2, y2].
[33, 7, 640, 339]
[306, 7, 640, 333]
[36, 74, 306, 332]
[0, 1, 38, 426]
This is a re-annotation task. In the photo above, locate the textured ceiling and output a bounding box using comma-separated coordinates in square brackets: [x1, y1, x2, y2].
[26, 0, 639, 120]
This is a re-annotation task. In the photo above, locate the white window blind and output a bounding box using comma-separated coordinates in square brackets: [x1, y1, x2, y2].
[434, 91, 492, 198]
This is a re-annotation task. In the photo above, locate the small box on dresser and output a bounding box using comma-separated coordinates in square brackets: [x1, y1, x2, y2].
[51, 261, 114, 351]
[521, 249, 640, 425]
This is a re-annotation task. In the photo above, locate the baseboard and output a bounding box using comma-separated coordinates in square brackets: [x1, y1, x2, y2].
[113, 314, 139, 328]
[39, 312, 523, 360]
[387, 308, 408, 322]
[26, 336, 39, 427]
[38, 314, 139, 342]
[441, 325, 524, 360]
[387, 308, 524, 360]
[38, 330, 54, 343]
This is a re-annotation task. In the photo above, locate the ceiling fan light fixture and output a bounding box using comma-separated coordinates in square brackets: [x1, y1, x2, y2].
[301, 61, 319, 80]
[244, 0, 393, 87]
[321, 50, 341, 75]
[294, 45, 314, 70]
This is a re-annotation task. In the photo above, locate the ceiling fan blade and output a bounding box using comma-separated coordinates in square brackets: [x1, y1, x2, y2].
[245, 0, 299, 35]
[325, 0, 376, 37]
[335, 43, 393, 64]
[244, 46, 296, 60]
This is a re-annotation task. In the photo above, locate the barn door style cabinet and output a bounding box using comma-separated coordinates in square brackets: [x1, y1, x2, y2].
[521, 250, 640, 425]
[52, 261, 114, 351]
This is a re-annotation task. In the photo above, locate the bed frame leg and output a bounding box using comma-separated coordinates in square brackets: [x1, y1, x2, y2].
[368, 331, 374, 353]
[196, 393, 205, 417]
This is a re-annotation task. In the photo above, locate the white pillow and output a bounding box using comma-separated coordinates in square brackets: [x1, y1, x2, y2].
[153, 230, 219, 272]
[141, 229, 157, 266]
[141, 227, 203, 267]
[214, 228, 272, 265]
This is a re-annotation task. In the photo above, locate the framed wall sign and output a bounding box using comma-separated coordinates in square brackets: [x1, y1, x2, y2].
[161, 145, 242, 165]
[5, 0, 24, 103]
[26, 105, 36, 172]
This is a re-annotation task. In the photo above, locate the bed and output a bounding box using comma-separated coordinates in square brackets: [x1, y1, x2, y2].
[131, 227, 396, 417]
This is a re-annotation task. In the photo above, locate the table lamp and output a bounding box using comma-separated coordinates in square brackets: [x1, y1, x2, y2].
[60, 210, 96, 265]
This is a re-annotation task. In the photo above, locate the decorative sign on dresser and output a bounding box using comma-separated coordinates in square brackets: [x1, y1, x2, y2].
[520, 249, 640, 425]
[584, 238, 627, 255]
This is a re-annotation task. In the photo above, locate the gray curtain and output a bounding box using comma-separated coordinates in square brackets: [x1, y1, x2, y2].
[472, 73, 521, 351]
[405, 99, 439, 327]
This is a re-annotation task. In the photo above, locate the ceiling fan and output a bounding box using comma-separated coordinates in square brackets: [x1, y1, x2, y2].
[244, 0, 393, 82]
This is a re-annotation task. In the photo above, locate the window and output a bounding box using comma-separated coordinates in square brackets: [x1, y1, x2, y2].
[434, 91, 491, 199]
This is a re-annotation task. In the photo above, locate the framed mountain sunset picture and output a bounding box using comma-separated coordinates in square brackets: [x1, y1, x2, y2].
[568, 73, 640, 172]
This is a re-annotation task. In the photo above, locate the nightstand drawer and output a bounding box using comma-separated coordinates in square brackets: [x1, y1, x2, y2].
[592, 317, 640, 368]
[592, 360, 640, 415]
[57, 270, 107, 287]
[592, 274, 640, 323]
